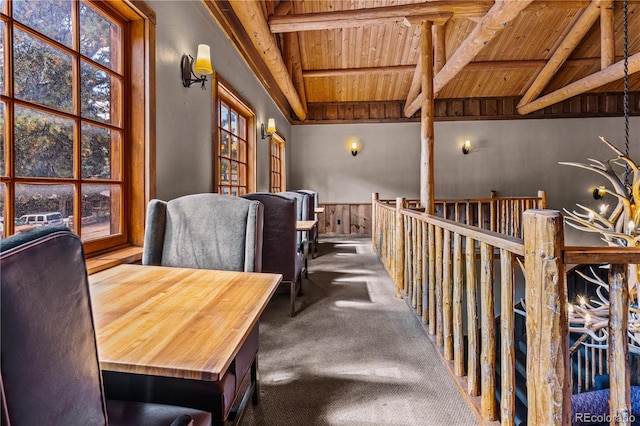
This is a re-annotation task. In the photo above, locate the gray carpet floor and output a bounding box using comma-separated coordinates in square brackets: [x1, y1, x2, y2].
[241, 236, 477, 426]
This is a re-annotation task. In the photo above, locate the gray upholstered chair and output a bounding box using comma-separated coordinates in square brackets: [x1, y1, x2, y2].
[298, 189, 319, 256]
[0, 227, 211, 426]
[242, 192, 304, 316]
[131, 193, 264, 424]
[142, 193, 264, 272]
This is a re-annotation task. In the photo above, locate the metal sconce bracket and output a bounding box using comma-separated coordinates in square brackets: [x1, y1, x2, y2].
[181, 54, 208, 89]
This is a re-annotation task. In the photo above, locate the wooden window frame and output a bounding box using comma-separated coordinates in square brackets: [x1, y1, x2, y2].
[0, 0, 155, 255]
[269, 133, 285, 192]
[212, 72, 256, 195]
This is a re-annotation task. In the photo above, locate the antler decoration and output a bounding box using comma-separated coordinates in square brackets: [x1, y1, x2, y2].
[560, 136, 640, 352]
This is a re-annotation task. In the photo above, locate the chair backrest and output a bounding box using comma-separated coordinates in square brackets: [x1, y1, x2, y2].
[1, 227, 108, 425]
[277, 191, 310, 248]
[297, 190, 315, 222]
[298, 189, 318, 212]
[142, 193, 264, 272]
[242, 193, 300, 282]
[297, 190, 318, 241]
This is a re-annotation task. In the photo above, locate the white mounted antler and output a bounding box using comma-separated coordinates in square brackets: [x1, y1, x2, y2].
[560, 137, 640, 352]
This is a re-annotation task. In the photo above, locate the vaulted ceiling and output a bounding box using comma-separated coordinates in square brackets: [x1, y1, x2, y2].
[205, 0, 640, 123]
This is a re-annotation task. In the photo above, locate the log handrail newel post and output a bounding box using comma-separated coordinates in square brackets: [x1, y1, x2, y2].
[523, 210, 571, 425]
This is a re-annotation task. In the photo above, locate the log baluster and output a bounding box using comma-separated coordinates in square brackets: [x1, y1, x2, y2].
[480, 242, 497, 420]
[435, 226, 444, 346]
[500, 248, 515, 426]
[443, 229, 453, 360]
[428, 223, 437, 335]
[453, 232, 465, 376]
[395, 197, 406, 298]
[466, 235, 480, 396]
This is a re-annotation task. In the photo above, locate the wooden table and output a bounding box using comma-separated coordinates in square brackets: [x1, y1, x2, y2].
[297, 220, 317, 276]
[296, 220, 317, 233]
[89, 264, 281, 381]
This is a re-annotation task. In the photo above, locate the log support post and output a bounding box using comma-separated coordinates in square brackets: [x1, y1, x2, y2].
[420, 21, 435, 214]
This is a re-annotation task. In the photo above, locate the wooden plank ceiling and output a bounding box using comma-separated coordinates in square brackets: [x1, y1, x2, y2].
[205, 0, 640, 123]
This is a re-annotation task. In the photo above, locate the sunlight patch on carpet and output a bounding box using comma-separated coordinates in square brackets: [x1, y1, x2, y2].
[263, 370, 298, 384]
[333, 300, 374, 309]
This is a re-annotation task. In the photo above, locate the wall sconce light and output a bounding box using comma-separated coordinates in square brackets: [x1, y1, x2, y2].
[462, 139, 471, 155]
[261, 118, 276, 139]
[351, 141, 360, 156]
[345, 136, 361, 157]
[181, 44, 213, 89]
[593, 185, 606, 199]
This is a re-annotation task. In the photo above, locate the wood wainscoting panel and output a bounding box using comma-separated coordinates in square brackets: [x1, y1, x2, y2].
[350, 204, 371, 235]
[320, 202, 372, 236]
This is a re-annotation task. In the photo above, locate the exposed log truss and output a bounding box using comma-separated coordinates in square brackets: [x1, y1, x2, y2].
[207, 0, 639, 123]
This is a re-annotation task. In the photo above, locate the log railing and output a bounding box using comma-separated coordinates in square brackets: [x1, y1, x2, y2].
[372, 190, 546, 240]
[372, 193, 640, 425]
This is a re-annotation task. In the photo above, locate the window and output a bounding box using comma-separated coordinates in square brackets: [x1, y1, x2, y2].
[270, 133, 285, 192]
[214, 75, 255, 196]
[0, 0, 154, 254]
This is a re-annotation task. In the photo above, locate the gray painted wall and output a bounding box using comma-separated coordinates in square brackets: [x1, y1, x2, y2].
[150, 0, 291, 201]
[290, 117, 640, 244]
[149, 1, 639, 245]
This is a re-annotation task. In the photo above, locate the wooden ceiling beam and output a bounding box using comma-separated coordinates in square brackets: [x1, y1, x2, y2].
[227, 0, 307, 120]
[601, 1, 615, 69]
[278, 1, 308, 116]
[271, 12, 453, 32]
[405, 0, 534, 118]
[406, 56, 423, 111]
[268, 2, 491, 33]
[303, 65, 415, 78]
[203, 1, 292, 121]
[517, 52, 640, 115]
[516, 0, 607, 110]
[532, 0, 591, 9]
[466, 57, 608, 70]
[273, 0, 292, 16]
[303, 57, 606, 79]
[433, 25, 446, 74]
[283, 34, 308, 116]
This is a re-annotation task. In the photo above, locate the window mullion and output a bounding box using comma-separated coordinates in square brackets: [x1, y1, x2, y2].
[73, 0, 82, 237]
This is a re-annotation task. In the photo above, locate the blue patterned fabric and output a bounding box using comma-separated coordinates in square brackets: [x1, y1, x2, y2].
[572, 386, 640, 425]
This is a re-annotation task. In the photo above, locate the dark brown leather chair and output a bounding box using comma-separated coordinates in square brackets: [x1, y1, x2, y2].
[243, 192, 304, 316]
[0, 227, 211, 426]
